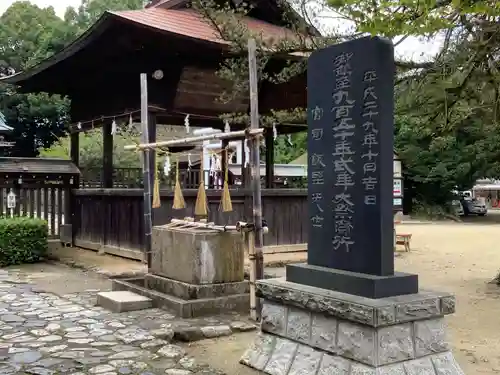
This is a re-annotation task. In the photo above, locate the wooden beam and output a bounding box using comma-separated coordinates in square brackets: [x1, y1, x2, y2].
[102, 122, 113, 188]
[124, 128, 263, 150]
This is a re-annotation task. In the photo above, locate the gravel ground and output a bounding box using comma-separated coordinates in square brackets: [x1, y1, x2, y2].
[10, 213, 500, 374]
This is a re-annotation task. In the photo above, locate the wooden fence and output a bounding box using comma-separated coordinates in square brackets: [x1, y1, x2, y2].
[0, 186, 66, 238]
[72, 188, 308, 260]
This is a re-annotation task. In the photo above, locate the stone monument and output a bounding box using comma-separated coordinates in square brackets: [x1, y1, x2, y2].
[241, 36, 465, 374]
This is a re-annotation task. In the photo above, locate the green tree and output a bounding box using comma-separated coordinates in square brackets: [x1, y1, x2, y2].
[325, 0, 500, 206]
[0, 1, 73, 156]
[194, 0, 500, 208]
[0, 0, 145, 157]
[64, 0, 144, 34]
[39, 129, 141, 169]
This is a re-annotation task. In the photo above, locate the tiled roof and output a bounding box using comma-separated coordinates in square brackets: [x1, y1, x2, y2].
[112, 8, 297, 45]
[0, 158, 80, 175]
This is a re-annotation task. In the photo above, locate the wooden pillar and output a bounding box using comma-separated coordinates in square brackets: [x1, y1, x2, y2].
[66, 131, 80, 243]
[102, 122, 113, 188]
[265, 127, 275, 188]
[70, 132, 80, 167]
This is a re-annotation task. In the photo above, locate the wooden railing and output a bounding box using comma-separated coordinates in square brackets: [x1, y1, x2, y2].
[0, 185, 67, 238]
[80, 167, 307, 189]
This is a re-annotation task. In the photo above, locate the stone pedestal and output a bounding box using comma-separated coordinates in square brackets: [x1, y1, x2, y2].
[151, 225, 245, 284]
[112, 225, 249, 318]
[241, 278, 465, 375]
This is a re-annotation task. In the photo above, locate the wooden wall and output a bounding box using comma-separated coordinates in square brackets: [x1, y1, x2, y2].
[73, 188, 308, 260]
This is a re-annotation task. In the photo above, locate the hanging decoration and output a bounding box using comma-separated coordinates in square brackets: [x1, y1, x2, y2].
[214, 153, 222, 187]
[128, 114, 134, 129]
[163, 155, 171, 176]
[111, 118, 117, 135]
[286, 134, 294, 146]
[272, 123, 277, 140]
[172, 157, 186, 210]
[152, 154, 161, 209]
[194, 151, 208, 217]
[77, 122, 82, 130]
[220, 147, 233, 212]
[244, 139, 250, 166]
[209, 154, 216, 179]
[224, 120, 231, 133]
[184, 114, 190, 134]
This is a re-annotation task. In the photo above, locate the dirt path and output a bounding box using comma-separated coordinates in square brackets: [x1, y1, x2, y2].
[41, 216, 500, 374]
[394, 220, 500, 374]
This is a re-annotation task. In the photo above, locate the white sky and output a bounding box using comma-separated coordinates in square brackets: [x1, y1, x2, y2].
[0, 0, 442, 62]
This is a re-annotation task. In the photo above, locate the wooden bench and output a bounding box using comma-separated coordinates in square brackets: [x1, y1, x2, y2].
[396, 233, 412, 252]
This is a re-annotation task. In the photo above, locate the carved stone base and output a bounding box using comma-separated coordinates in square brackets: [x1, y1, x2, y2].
[241, 278, 465, 374]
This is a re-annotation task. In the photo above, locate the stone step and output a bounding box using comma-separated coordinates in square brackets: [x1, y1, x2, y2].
[97, 291, 153, 313]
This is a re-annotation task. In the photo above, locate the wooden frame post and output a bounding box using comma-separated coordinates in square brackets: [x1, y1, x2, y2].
[102, 122, 113, 188]
[70, 132, 80, 167]
[265, 127, 275, 188]
[66, 131, 80, 243]
[248, 38, 265, 321]
[140, 73, 153, 268]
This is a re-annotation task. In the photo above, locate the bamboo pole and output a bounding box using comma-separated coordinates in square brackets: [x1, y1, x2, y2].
[246, 231, 257, 321]
[124, 129, 264, 151]
[140, 73, 153, 268]
[248, 38, 265, 321]
[169, 219, 238, 232]
[168, 218, 269, 234]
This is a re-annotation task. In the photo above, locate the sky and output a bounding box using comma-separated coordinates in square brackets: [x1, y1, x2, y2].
[0, 0, 442, 62]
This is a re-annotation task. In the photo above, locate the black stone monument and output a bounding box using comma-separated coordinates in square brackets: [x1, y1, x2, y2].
[287, 36, 418, 298]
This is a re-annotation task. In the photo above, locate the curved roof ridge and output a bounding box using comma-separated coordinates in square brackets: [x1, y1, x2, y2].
[1, 6, 307, 87]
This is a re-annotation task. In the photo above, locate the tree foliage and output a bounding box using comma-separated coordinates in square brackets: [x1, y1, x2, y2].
[194, 0, 500, 208]
[328, 0, 500, 205]
[39, 129, 141, 169]
[0, 0, 144, 157]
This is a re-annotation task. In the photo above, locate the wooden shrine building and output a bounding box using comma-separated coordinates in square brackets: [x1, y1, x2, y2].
[1, 0, 312, 260]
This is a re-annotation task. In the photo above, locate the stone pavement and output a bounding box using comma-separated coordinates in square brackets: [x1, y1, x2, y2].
[0, 269, 256, 375]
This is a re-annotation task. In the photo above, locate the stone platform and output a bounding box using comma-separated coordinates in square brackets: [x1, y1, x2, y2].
[113, 223, 250, 318]
[241, 278, 465, 375]
[112, 275, 249, 318]
[97, 290, 152, 313]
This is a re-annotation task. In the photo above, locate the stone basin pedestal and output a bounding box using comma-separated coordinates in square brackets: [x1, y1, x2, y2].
[112, 225, 249, 318]
[241, 278, 465, 375]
